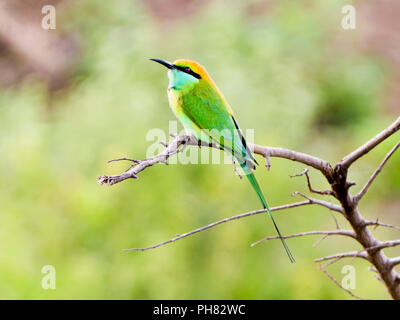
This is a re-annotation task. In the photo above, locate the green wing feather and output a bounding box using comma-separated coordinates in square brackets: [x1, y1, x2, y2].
[181, 83, 253, 165]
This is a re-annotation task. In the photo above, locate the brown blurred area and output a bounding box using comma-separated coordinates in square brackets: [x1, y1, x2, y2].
[141, 0, 207, 22]
[0, 0, 399, 109]
[0, 0, 206, 91]
[358, 0, 400, 112]
[0, 0, 79, 90]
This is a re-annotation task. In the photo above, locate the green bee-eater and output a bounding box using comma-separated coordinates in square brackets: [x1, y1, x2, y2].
[151, 58, 294, 262]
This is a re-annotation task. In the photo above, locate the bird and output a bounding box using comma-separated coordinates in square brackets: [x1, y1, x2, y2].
[150, 58, 295, 262]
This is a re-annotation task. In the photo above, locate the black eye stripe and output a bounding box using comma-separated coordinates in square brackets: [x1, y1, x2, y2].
[175, 65, 202, 79]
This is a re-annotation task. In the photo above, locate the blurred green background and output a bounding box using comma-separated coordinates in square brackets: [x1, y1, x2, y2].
[0, 0, 399, 299]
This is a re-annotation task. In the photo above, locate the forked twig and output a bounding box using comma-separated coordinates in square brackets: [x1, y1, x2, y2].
[290, 168, 333, 195]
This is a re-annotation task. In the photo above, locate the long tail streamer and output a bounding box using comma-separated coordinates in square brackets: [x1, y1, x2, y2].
[242, 165, 295, 263]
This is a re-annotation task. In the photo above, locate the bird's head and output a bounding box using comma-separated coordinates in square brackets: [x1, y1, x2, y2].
[150, 58, 211, 92]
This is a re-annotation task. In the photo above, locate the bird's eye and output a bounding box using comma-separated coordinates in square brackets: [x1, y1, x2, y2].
[184, 67, 191, 73]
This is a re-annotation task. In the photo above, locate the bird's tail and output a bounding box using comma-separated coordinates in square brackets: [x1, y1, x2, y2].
[240, 162, 295, 263]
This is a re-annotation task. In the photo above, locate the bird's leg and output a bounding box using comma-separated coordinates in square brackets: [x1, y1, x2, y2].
[232, 159, 243, 179]
[177, 135, 192, 154]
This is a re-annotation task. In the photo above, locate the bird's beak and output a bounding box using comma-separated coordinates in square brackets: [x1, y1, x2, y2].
[149, 58, 176, 70]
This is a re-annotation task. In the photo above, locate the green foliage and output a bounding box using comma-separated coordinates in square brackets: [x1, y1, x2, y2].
[0, 0, 398, 299]
[313, 61, 384, 128]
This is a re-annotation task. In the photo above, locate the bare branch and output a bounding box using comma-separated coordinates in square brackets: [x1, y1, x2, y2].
[354, 141, 400, 203]
[368, 266, 383, 282]
[99, 134, 334, 186]
[251, 144, 333, 177]
[328, 210, 341, 230]
[107, 157, 140, 164]
[365, 219, 400, 231]
[98, 135, 191, 185]
[389, 257, 400, 268]
[251, 230, 355, 247]
[315, 251, 369, 263]
[340, 116, 400, 169]
[366, 240, 400, 252]
[290, 168, 333, 195]
[291, 191, 343, 213]
[318, 262, 366, 300]
[313, 234, 330, 247]
[122, 200, 315, 252]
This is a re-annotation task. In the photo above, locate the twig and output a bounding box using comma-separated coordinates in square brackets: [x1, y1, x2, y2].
[354, 141, 400, 203]
[251, 230, 355, 247]
[251, 144, 333, 177]
[108, 157, 140, 164]
[318, 262, 365, 300]
[368, 266, 383, 281]
[365, 219, 400, 231]
[315, 251, 369, 263]
[366, 240, 400, 252]
[313, 234, 329, 247]
[291, 191, 343, 214]
[290, 168, 333, 195]
[329, 210, 341, 230]
[99, 134, 334, 186]
[389, 257, 400, 268]
[340, 116, 400, 169]
[122, 200, 314, 251]
[98, 135, 191, 185]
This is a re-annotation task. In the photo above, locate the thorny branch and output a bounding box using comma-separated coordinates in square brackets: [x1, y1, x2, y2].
[290, 168, 333, 195]
[314, 251, 369, 263]
[250, 230, 355, 247]
[99, 116, 400, 299]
